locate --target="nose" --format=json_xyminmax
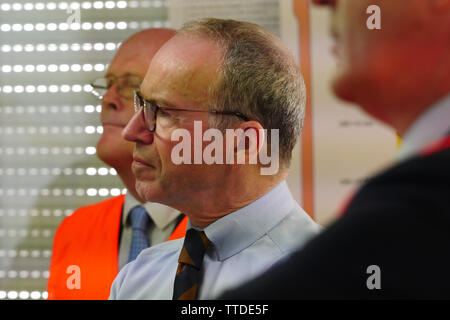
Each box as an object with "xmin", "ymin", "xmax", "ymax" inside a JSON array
[
  {"xmin": 101, "ymin": 83, "xmax": 124, "ymax": 112},
  {"xmin": 122, "ymin": 110, "xmax": 154, "ymax": 145}
]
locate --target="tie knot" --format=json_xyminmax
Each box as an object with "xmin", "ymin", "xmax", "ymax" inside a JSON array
[
  {"xmin": 129, "ymin": 205, "xmax": 150, "ymax": 231},
  {"xmin": 178, "ymin": 229, "xmax": 210, "ymax": 269}
]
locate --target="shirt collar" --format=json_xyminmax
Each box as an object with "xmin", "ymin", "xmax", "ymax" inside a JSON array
[
  {"xmin": 397, "ymin": 94, "xmax": 450, "ymax": 162},
  {"xmin": 187, "ymin": 181, "xmax": 298, "ymax": 261},
  {"xmin": 123, "ymin": 192, "xmax": 181, "ymax": 230}
]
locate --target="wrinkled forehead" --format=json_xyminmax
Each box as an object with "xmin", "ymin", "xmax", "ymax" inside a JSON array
[{"xmin": 140, "ymin": 34, "xmax": 223, "ymax": 106}]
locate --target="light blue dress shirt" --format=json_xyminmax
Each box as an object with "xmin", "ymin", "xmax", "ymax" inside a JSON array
[{"xmin": 109, "ymin": 181, "xmax": 322, "ymax": 299}]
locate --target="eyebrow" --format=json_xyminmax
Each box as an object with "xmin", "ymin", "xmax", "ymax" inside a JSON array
[{"xmin": 138, "ymin": 90, "xmax": 179, "ymax": 109}]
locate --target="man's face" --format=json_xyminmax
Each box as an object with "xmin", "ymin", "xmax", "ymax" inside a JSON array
[
  {"xmin": 96, "ymin": 47, "xmax": 145, "ymax": 172},
  {"xmin": 96, "ymin": 30, "xmax": 174, "ymax": 174},
  {"xmin": 123, "ymin": 35, "xmax": 227, "ymax": 206},
  {"xmin": 314, "ymin": 0, "xmax": 438, "ymax": 121}
]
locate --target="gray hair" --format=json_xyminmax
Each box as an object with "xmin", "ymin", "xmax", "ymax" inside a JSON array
[{"xmin": 178, "ymin": 18, "xmax": 306, "ymax": 167}]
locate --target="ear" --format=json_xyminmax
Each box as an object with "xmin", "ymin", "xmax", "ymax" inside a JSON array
[{"xmin": 234, "ymin": 121, "xmax": 265, "ymax": 164}]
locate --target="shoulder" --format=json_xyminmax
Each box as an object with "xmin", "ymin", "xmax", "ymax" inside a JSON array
[
  {"xmin": 55, "ymin": 195, "xmax": 125, "ymax": 237},
  {"xmin": 135, "ymin": 237, "xmax": 184, "ymax": 265},
  {"xmin": 326, "ymin": 148, "xmax": 450, "ymax": 253},
  {"xmin": 266, "ymin": 204, "xmax": 322, "ymax": 254},
  {"xmin": 110, "ymin": 238, "xmax": 183, "ymax": 299},
  {"xmin": 397, "ymin": 146, "xmax": 448, "ymax": 171},
  {"xmin": 348, "ymin": 149, "xmax": 450, "ymax": 216},
  {"xmin": 226, "ymin": 149, "xmax": 450, "ymax": 299},
  {"xmin": 72, "ymin": 195, "xmax": 125, "ymax": 216},
  {"xmin": 371, "ymin": 148, "xmax": 450, "ymax": 186}
]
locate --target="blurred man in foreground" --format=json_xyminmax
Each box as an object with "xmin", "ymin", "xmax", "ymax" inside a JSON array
[
  {"xmin": 109, "ymin": 18, "xmax": 321, "ymax": 300},
  {"xmin": 223, "ymin": 0, "xmax": 450, "ymax": 299},
  {"xmin": 47, "ymin": 29, "xmax": 188, "ymax": 300}
]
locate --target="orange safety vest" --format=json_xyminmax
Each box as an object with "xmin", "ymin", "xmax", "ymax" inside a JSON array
[{"xmin": 47, "ymin": 195, "xmax": 188, "ymax": 300}]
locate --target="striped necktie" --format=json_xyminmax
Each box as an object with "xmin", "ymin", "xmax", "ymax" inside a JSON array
[
  {"xmin": 172, "ymin": 229, "xmax": 210, "ymax": 300},
  {"xmin": 128, "ymin": 205, "xmax": 151, "ymax": 262}
]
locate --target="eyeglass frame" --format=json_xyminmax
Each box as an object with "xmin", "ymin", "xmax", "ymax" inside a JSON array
[
  {"xmin": 133, "ymin": 90, "xmax": 250, "ymax": 132},
  {"xmin": 90, "ymin": 74, "xmax": 142, "ymax": 99}
]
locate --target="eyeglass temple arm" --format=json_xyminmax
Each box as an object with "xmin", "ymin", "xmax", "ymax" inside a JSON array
[{"xmin": 164, "ymin": 108, "xmax": 249, "ymax": 121}]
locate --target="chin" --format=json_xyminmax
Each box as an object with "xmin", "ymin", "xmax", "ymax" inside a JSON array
[
  {"xmin": 96, "ymin": 137, "xmax": 134, "ymax": 168},
  {"xmin": 135, "ymin": 179, "xmax": 165, "ymax": 203},
  {"xmin": 332, "ymin": 74, "xmax": 392, "ymax": 126},
  {"xmin": 332, "ymin": 66, "xmax": 378, "ymax": 105},
  {"xmin": 96, "ymin": 146, "xmax": 119, "ymax": 168},
  {"xmin": 331, "ymin": 68, "xmax": 357, "ymax": 104}
]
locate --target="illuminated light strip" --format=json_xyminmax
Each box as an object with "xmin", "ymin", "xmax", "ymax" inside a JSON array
[
  {"xmin": 0, "ymin": 188, "xmax": 126, "ymax": 197},
  {"xmin": 0, "ymin": 250, "xmax": 50, "ymax": 258},
  {"xmin": 0, "ymin": 126, "xmax": 101, "ymax": 135},
  {"xmin": 0, "ymin": 1, "xmax": 167, "ymax": 12},
  {"xmin": 0, "ymin": 105, "xmax": 101, "ymax": 114},
  {"xmin": 0, "ymin": 84, "xmax": 93, "ymax": 94},
  {"xmin": 0, "ymin": 167, "xmax": 117, "ymax": 176},
  {"xmin": 0, "ymin": 127, "xmax": 84, "ymax": 135},
  {"xmin": 0, "ymin": 21, "xmax": 169, "ymax": 32},
  {"xmin": 0, "ymin": 42, "xmax": 120, "ymax": 53},
  {"xmin": 1, "ymin": 63, "xmax": 107, "ymax": 73},
  {"xmin": 0, "ymin": 209, "xmax": 74, "ymax": 217},
  {"xmin": 0, "ymin": 291, "xmax": 47, "ymax": 300},
  {"xmin": 0, "ymin": 270, "xmax": 50, "ymax": 279},
  {"xmin": 0, "ymin": 147, "xmax": 89, "ymax": 155},
  {"xmin": 0, "ymin": 228, "xmax": 53, "ymax": 237},
  {"xmin": 0, "ymin": 271, "xmax": 49, "ymax": 280}
]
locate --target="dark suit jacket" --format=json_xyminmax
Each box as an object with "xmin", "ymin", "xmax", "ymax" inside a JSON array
[{"xmin": 222, "ymin": 145, "xmax": 450, "ymax": 299}]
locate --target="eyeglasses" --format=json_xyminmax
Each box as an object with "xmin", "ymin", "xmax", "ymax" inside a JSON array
[
  {"xmin": 134, "ymin": 91, "xmax": 250, "ymax": 132},
  {"xmin": 90, "ymin": 75, "xmax": 142, "ymax": 99}
]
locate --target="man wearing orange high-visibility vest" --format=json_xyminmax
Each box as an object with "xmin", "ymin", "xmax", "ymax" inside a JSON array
[{"xmin": 47, "ymin": 29, "xmax": 188, "ymax": 300}]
